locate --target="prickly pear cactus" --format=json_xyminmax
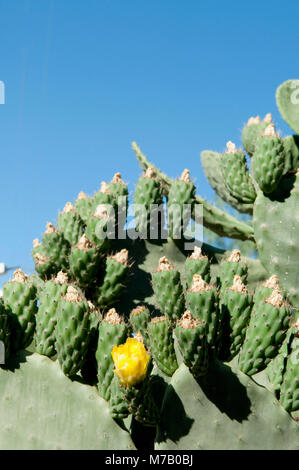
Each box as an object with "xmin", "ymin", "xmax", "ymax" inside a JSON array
[
  {"xmin": 1, "ymin": 79, "xmax": 299, "ymax": 450},
  {"xmin": 276, "ymin": 79, "xmax": 299, "ymax": 134}
]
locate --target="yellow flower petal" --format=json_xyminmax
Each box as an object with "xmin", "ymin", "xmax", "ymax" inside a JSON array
[{"xmin": 111, "ymin": 337, "xmax": 150, "ymax": 387}]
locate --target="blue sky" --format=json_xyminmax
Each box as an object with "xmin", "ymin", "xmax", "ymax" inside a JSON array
[{"xmin": 0, "ymin": 0, "xmax": 298, "ymax": 286}]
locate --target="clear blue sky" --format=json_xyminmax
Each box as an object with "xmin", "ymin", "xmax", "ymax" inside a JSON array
[{"xmin": 0, "ymin": 0, "xmax": 298, "ymax": 286}]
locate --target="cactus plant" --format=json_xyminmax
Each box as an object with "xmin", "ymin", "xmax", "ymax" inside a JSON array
[{"xmin": 0, "ymin": 80, "xmax": 299, "ymax": 450}]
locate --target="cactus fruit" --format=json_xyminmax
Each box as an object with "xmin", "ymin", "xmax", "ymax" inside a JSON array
[
  {"xmin": 42, "ymin": 223, "xmax": 70, "ymax": 272},
  {"xmin": 35, "ymin": 272, "xmax": 69, "ymax": 357},
  {"xmin": 133, "ymin": 167, "xmax": 163, "ymax": 238},
  {"xmin": 2, "ymin": 269, "xmax": 37, "ymax": 351},
  {"xmin": 266, "ymin": 326, "xmax": 296, "ymax": 395},
  {"xmin": 133, "ymin": 140, "xmax": 255, "ymax": 241},
  {"xmin": 55, "ymin": 286, "xmax": 91, "ymax": 377},
  {"xmin": 96, "ymin": 309, "xmax": 128, "ymax": 401},
  {"xmin": 252, "ymin": 124, "xmax": 285, "ymax": 194},
  {"xmin": 57, "ymin": 202, "xmax": 85, "ymax": 246},
  {"xmin": 85, "ymin": 204, "xmax": 113, "ymax": 250},
  {"xmin": 218, "ymin": 249, "xmax": 248, "ymax": 294},
  {"xmin": 74, "ymin": 191, "xmax": 93, "ymax": 223},
  {"xmin": 238, "ymin": 289, "xmax": 291, "ymax": 375},
  {"xmin": 107, "ymin": 173, "xmax": 128, "ymax": 234},
  {"xmin": 218, "ymin": 275, "xmax": 253, "ymax": 362},
  {"xmin": 93, "ymin": 249, "xmax": 129, "ymax": 308},
  {"xmin": 91, "ymin": 181, "xmax": 115, "ymax": 215},
  {"xmin": 107, "ymin": 172, "xmax": 128, "ymax": 198},
  {"xmin": 279, "ymin": 323, "xmax": 299, "ymax": 413},
  {"xmin": 241, "ymin": 114, "xmax": 273, "ymax": 156},
  {"xmin": 221, "ymin": 141, "xmax": 256, "ymax": 203},
  {"xmin": 167, "ymin": 169, "xmax": 196, "ymax": 239},
  {"xmin": 2, "ymin": 78, "xmax": 299, "ymax": 449},
  {"xmin": 32, "ymin": 239, "xmax": 57, "ymax": 280},
  {"xmin": 185, "ymin": 274, "xmax": 220, "ymax": 356},
  {"xmin": 0, "ymin": 298, "xmax": 11, "ymax": 361},
  {"xmin": 253, "ymin": 275, "xmax": 280, "ymax": 305},
  {"xmin": 147, "ymin": 316, "xmax": 178, "ymax": 377},
  {"xmin": 69, "ymin": 234, "xmax": 102, "ymax": 289},
  {"xmin": 200, "ymin": 150, "xmax": 254, "ymax": 214},
  {"xmin": 129, "ymin": 305, "xmax": 151, "ymax": 349},
  {"xmin": 175, "ymin": 311, "xmax": 209, "ymax": 377},
  {"xmin": 184, "ymin": 246, "xmax": 210, "ymax": 288},
  {"xmin": 151, "ymin": 257, "xmax": 185, "ymax": 323},
  {"xmin": 109, "ymin": 332, "xmax": 158, "ymax": 426},
  {"xmin": 110, "ymin": 357, "xmax": 159, "ymax": 426}
]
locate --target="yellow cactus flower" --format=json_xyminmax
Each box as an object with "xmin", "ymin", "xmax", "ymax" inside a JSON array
[{"xmin": 111, "ymin": 337, "xmax": 150, "ymax": 387}]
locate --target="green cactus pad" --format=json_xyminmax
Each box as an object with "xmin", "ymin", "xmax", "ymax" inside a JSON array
[
  {"xmin": 276, "ymin": 79, "xmax": 299, "ymax": 135},
  {"xmin": 253, "ymin": 172, "xmax": 299, "ymax": 308},
  {"xmin": 57, "ymin": 202, "xmax": 85, "ymax": 245},
  {"xmin": 35, "ymin": 272, "xmax": 69, "ymax": 357},
  {"xmin": 252, "ymin": 126, "xmax": 285, "ymax": 194},
  {"xmin": 96, "ymin": 309, "xmax": 129, "ymax": 401},
  {"xmin": 241, "ymin": 115, "xmax": 272, "ymax": 156},
  {"xmin": 151, "ymin": 257, "xmax": 185, "ymax": 323},
  {"xmin": 155, "ymin": 362, "xmax": 299, "ymax": 450},
  {"xmin": 175, "ymin": 311, "xmax": 209, "ymax": 377},
  {"xmin": 167, "ymin": 169, "xmax": 196, "ymax": 239},
  {"xmin": 200, "ymin": 150, "xmax": 254, "ymax": 214},
  {"xmin": 218, "ymin": 275, "xmax": 253, "ymax": 362},
  {"xmin": 55, "ymin": 286, "xmax": 91, "ymax": 377},
  {"xmin": 238, "ymin": 290, "xmax": 291, "ymax": 376},
  {"xmin": 2, "ymin": 270, "xmax": 37, "ymax": 351},
  {"xmin": 0, "ymin": 352, "xmax": 136, "ymax": 449},
  {"xmin": 221, "ymin": 143, "xmax": 256, "ymax": 203},
  {"xmin": 148, "ymin": 316, "xmax": 178, "ymax": 377}
]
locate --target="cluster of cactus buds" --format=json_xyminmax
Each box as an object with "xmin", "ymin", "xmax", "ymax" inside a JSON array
[{"xmin": 148, "ymin": 250, "xmax": 293, "ymax": 388}]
